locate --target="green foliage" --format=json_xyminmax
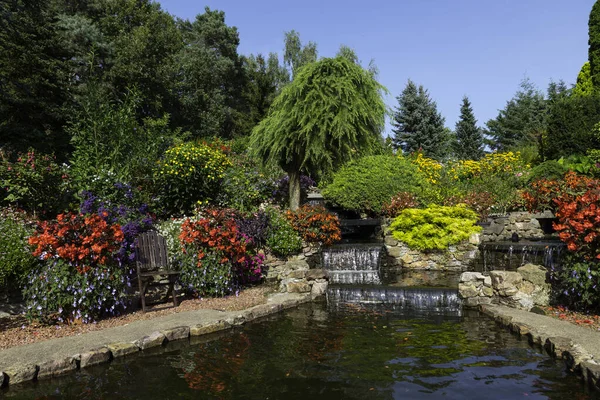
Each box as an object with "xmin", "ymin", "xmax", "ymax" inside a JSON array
[
  {"xmin": 552, "ymin": 255, "xmax": 600, "ymax": 312},
  {"xmin": 265, "ymin": 207, "xmax": 302, "ymax": 258},
  {"xmin": 454, "ymin": 96, "xmax": 484, "ymax": 160},
  {"xmin": 0, "ymin": 0, "xmax": 71, "ymax": 159},
  {"xmin": 528, "ymin": 160, "xmax": 568, "ymax": 182},
  {"xmin": 573, "ymin": 62, "xmax": 594, "ymax": 97},
  {"xmin": 558, "ymin": 155, "xmax": 597, "ymax": 176},
  {"xmin": 485, "ymin": 79, "xmax": 547, "ymax": 151},
  {"xmin": 392, "ymin": 80, "xmax": 448, "ymax": 160},
  {"xmin": 154, "ymin": 141, "xmax": 232, "ymax": 216},
  {"xmin": 322, "ymin": 155, "xmax": 425, "ymax": 216},
  {"xmin": 216, "ymin": 153, "xmax": 276, "ymax": 213},
  {"xmin": 250, "ymin": 56, "xmax": 387, "ymax": 209},
  {"xmin": 590, "ymin": 1, "xmax": 600, "ymax": 90},
  {"xmin": 0, "ymin": 209, "xmax": 36, "ymax": 286},
  {"xmin": 545, "ymin": 95, "xmax": 600, "ymax": 160},
  {"xmin": 389, "ymin": 205, "xmax": 481, "ymax": 251},
  {"xmin": 0, "ymin": 149, "xmax": 70, "ymax": 217},
  {"xmin": 69, "ymin": 86, "xmax": 184, "ymax": 199}
]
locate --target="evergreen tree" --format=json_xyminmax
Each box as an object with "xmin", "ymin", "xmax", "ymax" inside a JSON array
[
  {"xmin": 589, "ymin": 0, "xmax": 600, "ymax": 90},
  {"xmin": 454, "ymin": 96, "xmax": 484, "ymax": 160},
  {"xmin": 250, "ymin": 57, "xmax": 386, "ymax": 210},
  {"xmin": 0, "ymin": 0, "xmax": 71, "ymax": 157},
  {"xmin": 485, "ymin": 79, "xmax": 546, "ymax": 151},
  {"xmin": 392, "ymin": 80, "xmax": 447, "ymax": 160}
]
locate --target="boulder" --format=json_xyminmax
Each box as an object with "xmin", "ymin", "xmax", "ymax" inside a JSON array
[
  {"xmin": 37, "ymin": 356, "xmax": 78, "ymax": 379},
  {"xmin": 106, "ymin": 342, "xmax": 139, "ymax": 358},
  {"xmin": 517, "ymin": 264, "xmax": 547, "ymax": 287},
  {"xmin": 311, "ymin": 282, "xmax": 328, "ymax": 297},
  {"xmin": 80, "ymin": 347, "xmax": 111, "ymax": 368},
  {"xmin": 286, "ymin": 281, "xmax": 311, "ymax": 293},
  {"xmin": 306, "ymin": 269, "xmax": 327, "ymax": 280},
  {"xmin": 135, "ymin": 331, "xmax": 166, "ymax": 350}
]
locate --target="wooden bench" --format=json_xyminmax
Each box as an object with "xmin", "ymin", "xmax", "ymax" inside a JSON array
[{"xmin": 135, "ymin": 231, "xmax": 181, "ymax": 312}]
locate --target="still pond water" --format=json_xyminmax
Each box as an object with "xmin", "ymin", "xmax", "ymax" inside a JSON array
[{"xmin": 3, "ymin": 300, "xmax": 598, "ymax": 400}]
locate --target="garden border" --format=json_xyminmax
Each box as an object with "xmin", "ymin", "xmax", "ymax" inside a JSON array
[{"xmin": 0, "ymin": 292, "xmax": 312, "ymax": 389}]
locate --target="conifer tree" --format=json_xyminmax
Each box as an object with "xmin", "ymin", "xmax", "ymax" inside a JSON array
[
  {"xmin": 454, "ymin": 96, "xmax": 484, "ymax": 160},
  {"xmin": 392, "ymin": 80, "xmax": 447, "ymax": 159},
  {"xmin": 589, "ymin": 0, "xmax": 600, "ymax": 90}
]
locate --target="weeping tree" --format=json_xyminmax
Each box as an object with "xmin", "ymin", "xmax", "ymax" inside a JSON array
[{"xmin": 250, "ymin": 56, "xmax": 386, "ymax": 210}]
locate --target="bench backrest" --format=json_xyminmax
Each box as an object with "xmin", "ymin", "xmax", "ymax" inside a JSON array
[{"xmin": 135, "ymin": 231, "xmax": 168, "ymax": 273}]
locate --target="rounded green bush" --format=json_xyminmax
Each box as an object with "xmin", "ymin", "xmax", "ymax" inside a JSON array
[
  {"xmin": 0, "ymin": 213, "xmax": 36, "ymax": 286},
  {"xmin": 389, "ymin": 205, "xmax": 481, "ymax": 251},
  {"xmin": 321, "ymin": 155, "xmax": 425, "ymax": 215},
  {"xmin": 265, "ymin": 207, "xmax": 302, "ymax": 258},
  {"xmin": 528, "ymin": 160, "xmax": 567, "ymax": 183}
]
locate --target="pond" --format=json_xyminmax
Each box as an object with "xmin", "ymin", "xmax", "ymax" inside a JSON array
[{"xmin": 3, "ymin": 297, "xmax": 598, "ymax": 400}]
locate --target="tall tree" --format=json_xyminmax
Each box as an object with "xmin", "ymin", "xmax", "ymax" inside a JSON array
[
  {"xmin": 392, "ymin": 80, "xmax": 448, "ymax": 159},
  {"xmin": 589, "ymin": 0, "xmax": 600, "ymax": 90},
  {"xmin": 283, "ymin": 30, "xmax": 317, "ymax": 81},
  {"xmin": 0, "ymin": 0, "xmax": 71, "ymax": 158},
  {"xmin": 485, "ymin": 78, "xmax": 546, "ymax": 151},
  {"xmin": 174, "ymin": 7, "xmax": 246, "ymax": 138},
  {"xmin": 454, "ymin": 96, "xmax": 484, "ymax": 160},
  {"xmin": 250, "ymin": 57, "xmax": 386, "ymax": 210}
]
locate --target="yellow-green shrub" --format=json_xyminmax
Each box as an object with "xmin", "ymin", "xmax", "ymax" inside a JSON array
[{"xmin": 389, "ymin": 205, "xmax": 481, "ymax": 251}]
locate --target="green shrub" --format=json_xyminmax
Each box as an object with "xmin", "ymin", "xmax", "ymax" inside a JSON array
[
  {"xmin": 528, "ymin": 160, "xmax": 567, "ymax": 183},
  {"xmin": 154, "ymin": 141, "xmax": 232, "ymax": 216},
  {"xmin": 551, "ymin": 255, "xmax": 600, "ymax": 312},
  {"xmin": 321, "ymin": 155, "xmax": 425, "ymax": 215},
  {"xmin": 0, "ymin": 209, "xmax": 36, "ymax": 286},
  {"xmin": 389, "ymin": 205, "xmax": 481, "ymax": 251},
  {"xmin": 0, "ymin": 149, "xmax": 70, "ymax": 217},
  {"xmin": 265, "ymin": 207, "xmax": 302, "ymax": 258}
]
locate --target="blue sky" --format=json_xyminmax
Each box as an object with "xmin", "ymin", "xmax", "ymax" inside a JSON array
[{"xmin": 158, "ymin": 0, "xmax": 594, "ymax": 135}]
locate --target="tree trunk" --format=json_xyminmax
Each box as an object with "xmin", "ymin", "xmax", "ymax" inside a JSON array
[{"xmin": 288, "ymin": 170, "xmax": 301, "ymax": 211}]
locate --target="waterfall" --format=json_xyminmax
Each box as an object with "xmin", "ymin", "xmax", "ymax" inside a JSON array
[
  {"xmin": 321, "ymin": 244, "xmax": 384, "ymax": 284},
  {"xmin": 477, "ymin": 240, "xmax": 565, "ymax": 272},
  {"xmin": 327, "ymin": 286, "xmax": 462, "ymax": 317}
]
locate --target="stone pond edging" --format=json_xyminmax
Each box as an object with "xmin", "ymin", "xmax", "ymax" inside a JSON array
[
  {"xmin": 0, "ymin": 292, "xmax": 313, "ymax": 389},
  {"xmin": 458, "ymin": 264, "xmax": 551, "ymax": 310},
  {"xmin": 479, "ymin": 303, "xmax": 600, "ymax": 391}
]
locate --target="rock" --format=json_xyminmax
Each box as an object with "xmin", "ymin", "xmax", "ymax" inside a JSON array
[
  {"xmin": 482, "ymin": 286, "xmax": 494, "ymax": 297},
  {"xmin": 80, "ymin": 347, "xmax": 112, "ymax": 368},
  {"xmin": 384, "ymin": 236, "xmax": 398, "ymax": 246},
  {"xmin": 285, "ymin": 260, "xmax": 309, "ymax": 270},
  {"xmin": 306, "ymin": 269, "xmax": 327, "ymax": 280},
  {"xmin": 190, "ymin": 320, "xmax": 231, "ymax": 336},
  {"xmin": 0, "ymin": 372, "xmax": 6, "ymax": 388},
  {"xmin": 286, "ymin": 281, "xmax": 311, "ymax": 293},
  {"xmin": 564, "ymin": 344, "xmax": 590, "ymax": 371},
  {"xmin": 581, "ymin": 361, "xmax": 600, "ymax": 389},
  {"xmin": 512, "ymin": 292, "xmax": 534, "ymax": 310},
  {"xmin": 517, "ymin": 280, "xmax": 536, "ymax": 295},
  {"xmin": 400, "ymin": 253, "xmax": 414, "ymax": 265},
  {"xmin": 469, "ymin": 233, "xmax": 481, "ymax": 245},
  {"xmin": 490, "ymin": 271, "xmax": 522, "ymax": 287},
  {"xmin": 311, "ymin": 282, "xmax": 328, "ymax": 297},
  {"xmin": 248, "ymin": 304, "xmax": 280, "ymax": 319},
  {"xmin": 458, "ymin": 283, "xmax": 479, "ymax": 298},
  {"xmin": 162, "ymin": 326, "xmax": 190, "ymax": 342},
  {"xmin": 106, "ymin": 342, "xmax": 139, "ymax": 358},
  {"xmin": 287, "ymin": 269, "xmax": 306, "ymax": 279},
  {"xmin": 387, "ymin": 246, "xmax": 403, "ymax": 258},
  {"xmin": 460, "ymin": 272, "xmax": 484, "ymax": 283},
  {"xmin": 545, "ymin": 337, "xmax": 573, "ymax": 358},
  {"xmin": 483, "ymin": 276, "xmax": 492, "ymax": 287},
  {"xmin": 517, "ymin": 264, "xmax": 547, "ymax": 286},
  {"xmin": 3, "ymin": 363, "xmax": 38, "ymax": 385},
  {"xmin": 135, "ymin": 331, "xmax": 166, "ymax": 350}
]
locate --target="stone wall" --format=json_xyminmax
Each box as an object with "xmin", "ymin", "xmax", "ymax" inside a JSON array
[
  {"xmin": 383, "ymin": 226, "xmax": 480, "ymax": 271},
  {"xmin": 458, "ymin": 263, "xmax": 550, "ymax": 310},
  {"xmin": 263, "ymin": 243, "xmax": 329, "ymax": 297},
  {"xmin": 481, "ymin": 211, "xmax": 551, "ymax": 242}
]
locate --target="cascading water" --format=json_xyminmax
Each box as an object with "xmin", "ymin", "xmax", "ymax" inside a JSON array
[
  {"xmin": 322, "ymin": 242, "xmax": 462, "ymax": 316},
  {"xmin": 475, "ymin": 240, "xmax": 565, "ymax": 272},
  {"xmin": 321, "ymin": 243, "xmax": 384, "ymax": 284}
]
